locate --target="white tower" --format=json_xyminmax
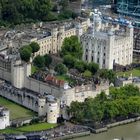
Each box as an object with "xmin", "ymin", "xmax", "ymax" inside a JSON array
[
  {"xmin": 92, "ymin": 11, "xmax": 102, "ymax": 32},
  {"xmin": 76, "ymin": 23, "xmax": 83, "ymax": 38}
]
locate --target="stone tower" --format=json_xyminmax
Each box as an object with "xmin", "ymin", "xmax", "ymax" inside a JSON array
[{"xmin": 51, "ymin": 27, "xmax": 58, "ymax": 54}]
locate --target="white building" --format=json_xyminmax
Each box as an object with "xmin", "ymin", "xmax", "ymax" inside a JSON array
[
  {"xmin": 0, "ymin": 18, "xmax": 90, "ymax": 56},
  {"xmin": 81, "ymin": 11, "xmax": 133, "ymax": 69},
  {"xmin": 0, "ymin": 106, "xmax": 10, "ymax": 130}
]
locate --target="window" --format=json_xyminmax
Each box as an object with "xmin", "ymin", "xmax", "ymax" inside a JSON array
[
  {"xmin": 85, "ymin": 55, "xmax": 88, "ymax": 60},
  {"xmin": 103, "ymin": 59, "xmax": 105, "ymax": 64},
  {"xmin": 92, "ymin": 56, "xmax": 93, "ymax": 61},
  {"xmin": 86, "ymin": 49, "xmax": 88, "ymax": 52},
  {"xmin": 98, "ymin": 52, "xmax": 100, "ymax": 55},
  {"xmin": 104, "ymin": 53, "xmax": 106, "ymax": 56},
  {"xmin": 81, "ymin": 93, "xmax": 84, "ymax": 97},
  {"xmin": 97, "ymin": 58, "xmax": 99, "ymax": 63}
]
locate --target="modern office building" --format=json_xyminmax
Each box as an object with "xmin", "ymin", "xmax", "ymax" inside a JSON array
[{"xmin": 116, "ymin": 0, "xmax": 140, "ymax": 18}]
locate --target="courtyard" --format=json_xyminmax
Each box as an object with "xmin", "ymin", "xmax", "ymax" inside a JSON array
[
  {"xmin": 0, "ymin": 96, "xmax": 36, "ymax": 120},
  {"xmin": 117, "ymin": 68, "xmax": 140, "ymax": 77},
  {"xmin": 0, "ymin": 123, "xmax": 57, "ymax": 134}
]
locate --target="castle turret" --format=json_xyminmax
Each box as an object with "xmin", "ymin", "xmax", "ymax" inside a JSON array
[
  {"xmin": 76, "ymin": 23, "xmax": 83, "ymax": 38},
  {"xmin": 126, "ymin": 22, "xmax": 133, "ymax": 64},
  {"xmin": 38, "ymin": 97, "xmax": 46, "ymax": 116},
  {"xmin": 46, "ymin": 95, "xmax": 59, "ymax": 124},
  {"xmin": 51, "ymin": 27, "xmax": 58, "ymax": 53},
  {"xmin": 11, "ymin": 59, "xmax": 25, "ymax": 88},
  {"xmin": 107, "ymin": 28, "xmax": 115, "ymax": 69},
  {"xmin": 58, "ymin": 25, "xmax": 65, "ymax": 51},
  {"xmin": 93, "ymin": 11, "xmax": 102, "ymax": 32},
  {"xmin": 11, "ymin": 59, "xmax": 31, "ymax": 89},
  {"xmin": 126, "ymin": 22, "xmax": 133, "ymax": 37}
]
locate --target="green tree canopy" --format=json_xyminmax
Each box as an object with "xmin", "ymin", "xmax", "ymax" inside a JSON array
[
  {"xmin": 44, "ymin": 54, "xmax": 52, "ymax": 68},
  {"xmin": 63, "ymin": 54, "xmax": 76, "ymax": 69},
  {"xmin": 74, "ymin": 60, "xmax": 87, "ymax": 73},
  {"xmin": 87, "ymin": 62, "xmax": 99, "ymax": 74},
  {"xmin": 20, "ymin": 48, "xmax": 31, "ymax": 62},
  {"xmin": 33, "ymin": 55, "xmax": 45, "ymax": 68},
  {"xmin": 0, "ymin": 0, "xmax": 76, "ymax": 26},
  {"xmin": 61, "ymin": 36, "xmax": 83, "ymax": 59},
  {"xmin": 59, "ymin": 0, "xmax": 69, "ymax": 10},
  {"xmin": 30, "ymin": 42, "xmax": 40, "ymax": 54},
  {"xmin": 97, "ymin": 69, "xmax": 116, "ymax": 83},
  {"xmin": 68, "ymin": 84, "xmax": 140, "ymax": 123},
  {"xmin": 55, "ymin": 63, "xmax": 67, "ymax": 75},
  {"xmin": 83, "ymin": 70, "xmax": 92, "ymax": 78}
]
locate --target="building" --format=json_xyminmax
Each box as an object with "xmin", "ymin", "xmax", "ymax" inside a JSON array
[
  {"xmin": 115, "ymin": 75, "xmax": 140, "ymax": 89},
  {"xmin": 0, "ymin": 83, "xmax": 59, "ymax": 123},
  {"xmin": 0, "ymin": 18, "xmax": 90, "ymax": 56},
  {"xmin": 116, "ymin": 0, "xmax": 140, "ymax": 18},
  {"xmin": 0, "ymin": 51, "xmax": 31, "ymax": 89},
  {"xmin": 0, "ymin": 17, "xmax": 109, "ymax": 123},
  {"xmin": 0, "ymin": 49, "xmax": 109, "ymax": 121},
  {"xmin": 81, "ymin": 10, "xmax": 133, "ymax": 69},
  {"xmin": 0, "ymin": 106, "xmax": 10, "ymax": 130},
  {"xmin": 133, "ymin": 28, "xmax": 140, "ymax": 62}
]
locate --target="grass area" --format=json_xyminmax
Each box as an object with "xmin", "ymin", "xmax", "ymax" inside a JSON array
[
  {"xmin": 0, "ymin": 96, "xmax": 36, "ymax": 120},
  {"xmin": 117, "ymin": 68, "xmax": 140, "ymax": 77},
  {"xmin": 56, "ymin": 75, "xmax": 76, "ymax": 83},
  {"xmin": 56, "ymin": 75, "xmax": 76, "ymax": 86},
  {"xmin": 31, "ymin": 65, "xmax": 39, "ymax": 74},
  {"xmin": 0, "ymin": 123, "xmax": 57, "ymax": 134},
  {"xmin": 56, "ymin": 75, "xmax": 71, "ymax": 81}
]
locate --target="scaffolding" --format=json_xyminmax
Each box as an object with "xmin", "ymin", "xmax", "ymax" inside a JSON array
[{"xmin": 117, "ymin": 0, "xmax": 140, "ymax": 18}]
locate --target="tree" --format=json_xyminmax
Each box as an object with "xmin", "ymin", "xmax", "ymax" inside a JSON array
[
  {"xmin": 20, "ymin": 48, "xmax": 31, "ymax": 62},
  {"xmin": 95, "ymin": 91, "xmax": 107, "ymax": 103},
  {"xmin": 74, "ymin": 60, "xmax": 86, "ymax": 73},
  {"xmin": 63, "ymin": 55, "xmax": 76, "ymax": 69},
  {"xmin": 30, "ymin": 42, "xmax": 40, "ymax": 54},
  {"xmin": 1, "ymin": 2, "xmax": 22, "ymax": 24},
  {"xmin": 97, "ymin": 69, "xmax": 116, "ymax": 83},
  {"xmin": 20, "ymin": 45, "xmax": 32, "ymax": 53},
  {"xmin": 44, "ymin": 54, "xmax": 52, "ymax": 68},
  {"xmin": 61, "ymin": 36, "xmax": 83, "ymax": 59},
  {"xmin": 33, "ymin": 55, "xmax": 45, "ymax": 68},
  {"xmin": 68, "ymin": 101, "xmax": 84, "ymax": 122},
  {"xmin": 87, "ymin": 62, "xmax": 99, "ymax": 74},
  {"xmin": 83, "ymin": 70, "xmax": 92, "ymax": 78},
  {"xmin": 68, "ymin": 83, "xmax": 140, "ymax": 124},
  {"xmin": 55, "ymin": 63, "xmax": 67, "ymax": 75},
  {"xmin": 103, "ymin": 101, "xmax": 119, "ymax": 120},
  {"xmin": 59, "ymin": 0, "xmax": 69, "ymax": 10}
]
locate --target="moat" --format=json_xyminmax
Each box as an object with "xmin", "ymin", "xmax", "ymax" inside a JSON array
[{"xmin": 74, "ymin": 121, "xmax": 140, "ymax": 140}]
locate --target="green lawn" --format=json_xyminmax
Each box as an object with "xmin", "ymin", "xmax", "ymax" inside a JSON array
[
  {"xmin": 0, "ymin": 123, "xmax": 57, "ymax": 134},
  {"xmin": 56, "ymin": 75, "xmax": 71, "ymax": 81},
  {"xmin": 0, "ymin": 96, "xmax": 36, "ymax": 120},
  {"xmin": 117, "ymin": 68, "xmax": 140, "ymax": 77},
  {"xmin": 31, "ymin": 65, "xmax": 39, "ymax": 74},
  {"xmin": 56, "ymin": 75, "xmax": 76, "ymax": 85}
]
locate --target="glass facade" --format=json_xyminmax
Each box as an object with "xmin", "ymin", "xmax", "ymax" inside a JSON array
[{"xmin": 116, "ymin": 0, "xmax": 140, "ymax": 18}]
